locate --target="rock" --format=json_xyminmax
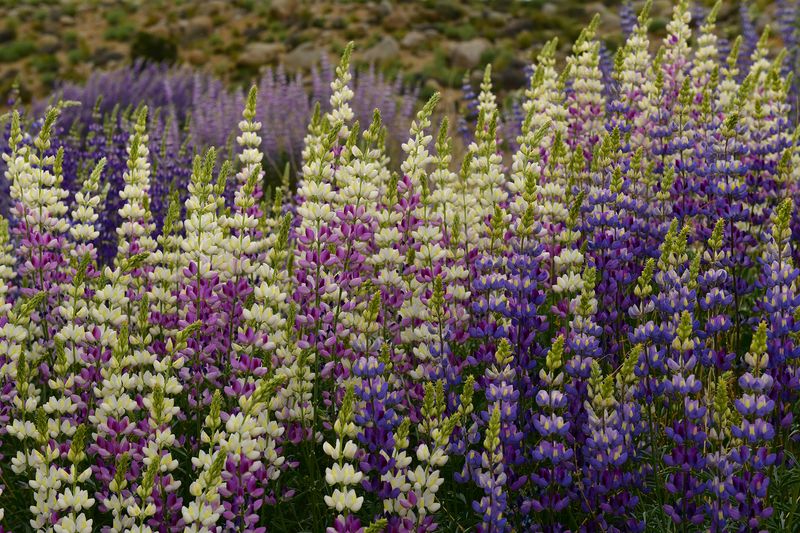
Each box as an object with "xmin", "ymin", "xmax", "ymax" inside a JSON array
[
  {"xmin": 197, "ymin": 0, "xmax": 227, "ymax": 16},
  {"xmin": 148, "ymin": 22, "xmax": 172, "ymax": 40},
  {"xmin": 449, "ymin": 38, "xmax": 491, "ymax": 69},
  {"xmin": 541, "ymin": 3, "xmax": 558, "ymax": 16},
  {"xmin": 485, "ymin": 10, "xmax": 508, "ymax": 25},
  {"xmin": 376, "ymin": 0, "xmax": 393, "ymax": 18},
  {"xmin": 414, "ymin": 23, "xmax": 438, "ymax": 33},
  {"xmin": 243, "ymin": 26, "xmax": 266, "ymax": 40},
  {"xmin": 504, "ymin": 19, "xmax": 535, "ymax": 35},
  {"xmin": 283, "ymin": 42, "xmax": 321, "ymax": 71},
  {"xmin": 584, "ymin": 2, "xmax": 620, "ymax": 30},
  {"xmin": 423, "ymin": 78, "xmax": 442, "ymax": 93},
  {"xmin": 38, "ymin": 35, "xmax": 60, "ymax": 54},
  {"xmin": 470, "ymin": 68, "xmax": 484, "ymax": 85},
  {"xmin": 424, "ymin": 1, "xmax": 462, "ymax": 21},
  {"xmin": 652, "ymin": 0, "xmax": 674, "ymax": 15},
  {"xmin": 179, "ymin": 15, "xmax": 214, "ymax": 39},
  {"xmin": 92, "ymin": 47, "xmax": 125, "ymax": 67},
  {"xmin": 401, "ymin": 30, "xmax": 426, "ymax": 49},
  {"xmin": 382, "ymin": 9, "xmax": 409, "ymax": 31},
  {"xmin": 270, "ymin": 0, "xmax": 296, "ymax": 19},
  {"xmin": 239, "ymin": 42, "xmax": 284, "ymax": 67},
  {"xmin": 59, "ymin": 15, "xmax": 75, "ymax": 26},
  {"xmin": 185, "ymin": 49, "xmax": 208, "ymax": 66},
  {"xmin": 177, "ymin": 3, "xmax": 197, "ymax": 18},
  {"xmin": 361, "ymin": 35, "xmax": 399, "ymax": 65}
]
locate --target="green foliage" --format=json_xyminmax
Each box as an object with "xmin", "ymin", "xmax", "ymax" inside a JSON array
[
  {"xmin": 515, "ymin": 30, "xmax": 535, "ymax": 49},
  {"xmin": 104, "ymin": 8, "xmax": 130, "ymax": 25},
  {"xmin": 105, "ymin": 23, "xmax": 137, "ymax": 42},
  {"xmin": 649, "ymin": 17, "xmax": 669, "ymax": 34},
  {"xmin": 442, "ymin": 23, "xmax": 478, "ymax": 41},
  {"xmin": 419, "ymin": 47, "xmax": 464, "ymax": 89},
  {"xmin": 0, "ymin": 40, "xmax": 36, "ymax": 63},
  {"xmin": 422, "ymin": 0, "xmax": 464, "ymax": 20},
  {"xmin": 30, "ymin": 54, "xmax": 59, "ymax": 74},
  {"xmin": 130, "ymin": 31, "xmax": 178, "ymax": 64}
]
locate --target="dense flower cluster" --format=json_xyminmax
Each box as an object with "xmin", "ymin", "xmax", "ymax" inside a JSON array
[
  {"xmin": 2, "ymin": 2, "xmax": 800, "ymax": 531},
  {"xmin": 1, "ymin": 58, "xmax": 416, "ymax": 262},
  {"xmin": 50, "ymin": 58, "xmax": 418, "ymax": 171}
]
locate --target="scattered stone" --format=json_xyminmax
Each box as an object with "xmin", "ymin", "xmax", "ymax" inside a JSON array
[
  {"xmin": 504, "ymin": 19, "xmax": 535, "ymax": 35},
  {"xmin": 376, "ymin": 0, "xmax": 393, "ymax": 18},
  {"xmin": 423, "ymin": 78, "xmax": 441, "ymax": 93},
  {"xmin": 197, "ymin": 0, "xmax": 227, "ymax": 16},
  {"xmin": 542, "ymin": 3, "xmax": 558, "ymax": 16},
  {"xmin": 38, "ymin": 35, "xmax": 60, "ymax": 54},
  {"xmin": 584, "ymin": 2, "xmax": 620, "ymax": 31},
  {"xmin": 148, "ymin": 23, "xmax": 172, "ymax": 41},
  {"xmin": 449, "ymin": 38, "xmax": 491, "ymax": 69},
  {"xmin": 239, "ymin": 42, "xmax": 285, "ymax": 67},
  {"xmin": 92, "ymin": 47, "xmax": 125, "ymax": 67},
  {"xmin": 284, "ymin": 42, "xmax": 321, "ymax": 71},
  {"xmin": 243, "ymin": 26, "xmax": 266, "ymax": 40},
  {"xmin": 485, "ymin": 10, "xmax": 509, "ymax": 25},
  {"xmin": 469, "ymin": 68, "xmax": 484, "ymax": 85},
  {"xmin": 185, "ymin": 49, "xmax": 208, "ymax": 66},
  {"xmin": 652, "ymin": 0, "xmax": 675, "ymax": 15},
  {"xmin": 362, "ymin": 35, "xmax": 399, "ymax": 64},
  {"xmin": 382, "ymin": 9, "xmax": 409, "ymax": 31},
  {"xmin": 401, "ymin": 30, "xmax": 426, "ymax": 49},
  {"xmin": 270, "ymin": 0, "xmax": 297, "ymax": 19},
  {"xmin": 179, "ymin": 15, "xmax": 214, "ymax": 39}
]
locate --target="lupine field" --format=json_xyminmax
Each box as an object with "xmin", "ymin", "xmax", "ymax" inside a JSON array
[{"xmin": 4, "ymin": 0, "xmax": 800, "ymax": 531}]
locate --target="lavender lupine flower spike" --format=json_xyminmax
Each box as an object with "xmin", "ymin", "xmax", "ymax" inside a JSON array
[
  {"xmin": 526, "ymin": 335, "xmax": 573, "ymax": 521},
  {"xmin": 662, "ymin": 311, "xmax": 708, "ymax": 528},
  {"xmin": 698, "ymin": 219, "xmax": 736, "ymax": 371},
  {"xmin": 582, "ymin": 360, "xmax": 639, "ymax": 532},
  {"xmin": 619, "ymin": 0, "xmax": 637, "ymax": 38},
  {"xmin": 474, "ymin": 404, "xmax": 507, "ymax": 532},
  {"xmin": 731, "ymin": 322, "xmax": 776, "ymax": 531},
  {"xmin": 756, "ymin": 199, "xmax": 800, "ymax": 440}
]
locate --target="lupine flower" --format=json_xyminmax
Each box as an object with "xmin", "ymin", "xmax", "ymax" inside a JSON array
[
  {"xmin": 566, "ymin": 15, "xmax": 605, "ymax": 153},
  {"xmin": 730, "ymin": 322, "xmax": 776, "ymax": 530},
  {"xmin": 755, "ymin": 199, "xmax": 800, "ymax": 439},
  {"xmin": 0, "ymin": 10, "xmax": 799, "ymax": 532},
  {"xmin": 525, "ymin": 336, "xmax": 573, "ymax": 522}
]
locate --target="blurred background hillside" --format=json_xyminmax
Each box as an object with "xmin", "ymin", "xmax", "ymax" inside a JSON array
[{"xmin": 0, "ymin": 0, "xmax": 783, "ymax": 108}]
